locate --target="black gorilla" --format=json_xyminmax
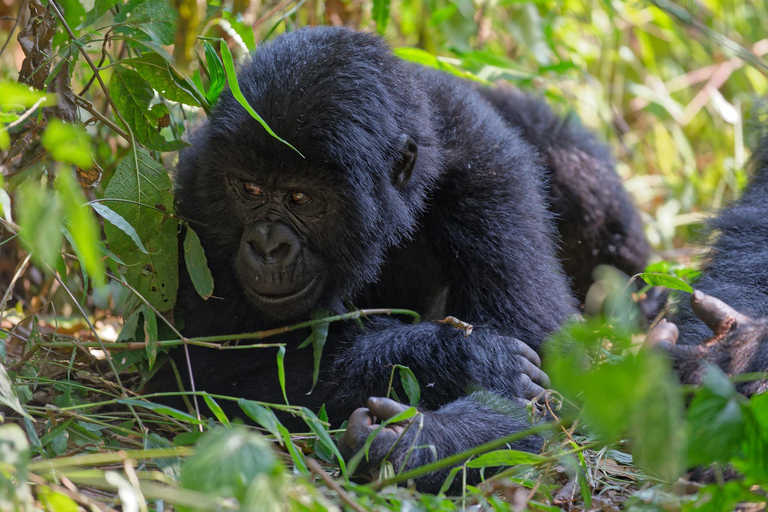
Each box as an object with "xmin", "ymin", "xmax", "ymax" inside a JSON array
[
  {"xmin": 169, "ymin": 26, "xmax": 647, "ymax": 491},
  {"xmin": 649, "ymin": 132, "xmax": 768, "ymax": 396}
]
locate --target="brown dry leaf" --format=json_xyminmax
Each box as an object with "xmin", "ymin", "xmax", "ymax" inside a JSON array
[
  {"xmin": 46, "ymin": 60, "xmax": 78, "ymax": 122},
  {"xmin": 17, "ymin": 0, "xmax": 55, "ymax": 90}
]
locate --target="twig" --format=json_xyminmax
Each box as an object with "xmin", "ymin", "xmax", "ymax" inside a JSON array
[
  {"xmin": 74, "ymin": 94, "xmax": 129, "ymax": 140},
  {"xmin": 48, "ymin": 0, "xmax": 134, "ymax": 145},
  {"xmin": 306, "ymin": 458, "xmax": 367, "ymax": 512},
  {"xmin": 0, "ymin": 253, "xmax": 31, "ymax": 323},
  {"xmin": 28, "ymin": 473, "xmax": 118, "ymax": 512},
  {"xmin": 3, "ymin": 97, "xmax": 46, "ymax": 131}
]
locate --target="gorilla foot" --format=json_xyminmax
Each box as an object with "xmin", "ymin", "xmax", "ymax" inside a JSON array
[
  {"xmin": 338, "ymin": 397, "xmax": 420, "ymax": 475},
  {"xmin": 647, "ymin": 290, "xmax": 768, "ymax": 394}
]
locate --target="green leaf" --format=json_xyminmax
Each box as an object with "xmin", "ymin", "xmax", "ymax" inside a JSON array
[
  {"xmin": 299, "ymin": 309, "xmax": 329, "ymax": 392},
  {"xmin": 122, "ymin": 52, "xmax": 203, "ymax": 106},
  {"xmin": 91, "ymin": 202, "xmax": 148, "ymax": 254},
  {"xmin": 55, "ymin": 171, "xmax": 105, "ymax": 286},
  {"xmin": 219, "ymin": 41, "xmax": 302, "ymax": 157},
  {"xmin": 372, "ymin": 0, "xmax": 392, "ymax": 34},
  {"xmin": 465, "ymin": 449, "xmax": 548, "ymax": 468},
  {"xmin": 104, "ymin": 149, "xmax": 178, "ymax": 311},
  {"xmin": 398, "ymin": 365, "xmax": 421, "ymax": 406},
  {"xmin": 237, "ymin": 400, "xmax": 281, "ymax": 440},
  {"xmin": 109, "ymin": 65, "xmax": 186, "ymax": 151},
  {"xmin": 140, "ymin": 304, "xmax": 159, "ymax": 369},
  {"xmin": 277, "ymin": 345, "xmax": 288, "ymax": 405},
  {"xmin": 179, "ymin": 427, "xmax": 283, "ymax": 511},
  {"xmin": 0, "ymin": 82, "xmax": 57, "ymax": 107},
  {"xmin": 0, "ymin": 365, "xmax": 32, "ymax": 420},
  {"xmin": 117, "ymin": 398, "xmax": 203, "ymax": 424},
  {"xmin": 16, "ymin": 183, "xmax": 64, "ymax": 272},
  {"xmin": 202, "ymin": 394, "xmax": 230, "ymax": 426},
  {"xmin": 80, "ymin": 0, "xmax": 120, "ymax": 28},
  {"xmin": 301, "ymin": 407, "xmax": 347, "ymax": 476},
  {"xmin": 114, "ymin": 0, "xmax": 177, "ymax": 46},
  {"xmin": 203, "ymin": 42, "xmax": 225, "ymax": 105},
  {"xmin": 183, "ymin": 228, "xmax": 214, "ymax": 300},
  {"xmin": 638, "ymin": 272, "xmax": 694, "ymax": 293},
  {"xmin": 42, "ymin": 120, "xmax": 92, "ymax": 168}
]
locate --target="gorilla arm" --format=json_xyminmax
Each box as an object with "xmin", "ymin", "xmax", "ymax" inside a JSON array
[{"xmin": 325, "ymin": 319, "xmax": 547, "ymax": 492}]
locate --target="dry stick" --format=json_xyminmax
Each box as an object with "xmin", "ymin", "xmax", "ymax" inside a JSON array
[
  {"xmin": 4, "ymin": 97, "xmax": 46, "ymax": 131},
  {"xmin": 49, "ymin": 269, "xmax": 145, "ymax": 431},
  {"xmin": 27, "ymin": 473, "xmax": 118, "ymax": 512},
  {"xmin": 0, "ymin": 253, "xmax": 31, "ymax": 323},
  {"xmin": 306, "ymin": 458, "xmax": 367, "ymax": 512}
]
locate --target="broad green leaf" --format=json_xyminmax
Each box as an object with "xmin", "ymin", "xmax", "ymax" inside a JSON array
[
  {"xmin": 219, "ymin": 41, "xmax": 302, "ymax": 157},
  {"xmin": 638, "ymin": 272, "xmax": 694, "ymax": 293},
  {"xmin": 465, "ymin": 449, "xmax": 548, "ymax": 468},
  {"xmin": 183, "ymin": 228, "xmax": 214, "ymax": 300},
  {"xmin": 114, "ymin": 0, "xmax": 177, "ymax": 46},
  {"xmin": 104, "ymin": 149, "xmax": 178, "ymax": 311},
  {"xmin": 0, "ymin": 129, "xmax": 9, "ymax": 151},
  {"xmin": 123, "ymin": 52, "xmax": 202, "ymax": 106},
  {"xmin": 91, "ymin": 202, "xmax": 148, "ymax": 254},
  {"xmin": 80, "ymin": 0, "xmax": 120, "ymax": 28},
  {"xmin": 686, "ymin": 365, "xmax": 747, "ymax": 466},
  {"xmin": 109, "ymin": 65, "xmax": 186, "ymax": 152},
  {"xmin": 55, "ymin": 171, "xmax": 105, "ymax": 286},
  {"xmin": 16, "ymin": 183, "xmax": 64, "ymax": 272},
  {"xmin": 203, "ymin": 42, "xmax": 225, "ymax": 105},
  {"xmin": 179, "ymin": 427, "xmax": 283, "ymax": 512}
]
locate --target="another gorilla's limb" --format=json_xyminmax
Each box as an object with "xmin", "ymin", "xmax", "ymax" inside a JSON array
[
  {"xmin": 648, "ymin": 291, "xmax": 768, "ymax": 396},
  {"xmin": 339, "ymin": 394, "xmax": 543, "ymax": 494},
  {"xmin": 477, "ymin": 86, "xmax": 650, "ymax": 300},
  {"xmin": 659, "ymin": 135, "xmax": 768, "ymax": 394}
]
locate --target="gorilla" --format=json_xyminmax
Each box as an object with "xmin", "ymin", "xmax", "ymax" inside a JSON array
[
  {"xmin": 648, "ymin": 132, "xmax": 768, "ymax": 397},
  {"xmin": 168, "ymin": 26, "xmax": 648, "ymax": 491}
]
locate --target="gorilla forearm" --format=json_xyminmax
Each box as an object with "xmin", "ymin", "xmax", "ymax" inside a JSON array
[{"xmin": 325, "ymin": 319, "xmax": 547, "ymax": 415}]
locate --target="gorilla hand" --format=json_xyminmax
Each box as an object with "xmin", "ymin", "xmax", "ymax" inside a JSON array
[
  {"xmin": 338, "ymin": 397, "xmax": 421, "ymax": 475},
  {"xmin": 506, "ymin": 337, "xmax": 551, "ymax": 400},
  {"xmin": 647, "ymin": 290, "xmax": 768, "ymax": 394}
]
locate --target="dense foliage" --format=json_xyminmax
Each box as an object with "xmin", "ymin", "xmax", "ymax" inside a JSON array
[{"xmin": 0, "ymin": 0, "xmax": 766, "ymax": 510}]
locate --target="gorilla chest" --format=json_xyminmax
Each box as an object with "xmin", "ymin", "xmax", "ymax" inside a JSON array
[{"xmin": 359, "ymin": 231, "xmax": 449, "ymax": 320}]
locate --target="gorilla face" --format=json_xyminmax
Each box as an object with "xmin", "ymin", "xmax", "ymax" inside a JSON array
[{"xmin": 176, "ymin": 27, "xmax": 441, "ymax": 321}]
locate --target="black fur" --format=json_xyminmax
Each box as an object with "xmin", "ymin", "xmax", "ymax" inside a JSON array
[
  {"xmin": 667, "ymin": 134, "xmax": 768, "ymax": 395},
  {"xmin": 167, "ymin": 26, "xmax": 646, "ymax": 491}
]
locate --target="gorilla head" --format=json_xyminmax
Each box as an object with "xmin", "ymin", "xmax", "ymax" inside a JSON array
[{"xmin": 176, "ymin": 28, "xmax": 441, "ymax": 320}]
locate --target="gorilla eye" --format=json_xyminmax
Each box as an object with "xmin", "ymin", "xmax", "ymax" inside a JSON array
[
  {"xmin": 243, "ymin": 182, "xmax": 264, "ymax": 197},
  {"xmin": 291, "ymin": 191, "xmax": 311, "ymax": 204}
]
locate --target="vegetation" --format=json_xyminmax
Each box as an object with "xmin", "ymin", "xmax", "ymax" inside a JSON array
[{"xmin": 0, "ymin": 0, "xmax": 767, "ymax": 510}]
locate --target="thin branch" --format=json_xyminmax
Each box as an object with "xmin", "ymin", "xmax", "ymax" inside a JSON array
[
  {"xmin": 307, "ymin": 458, "xmax": 367, "ymax": 512},
  {"xmin": 74, "ymin": 94, "xmax": 129, "ymax": 140}
]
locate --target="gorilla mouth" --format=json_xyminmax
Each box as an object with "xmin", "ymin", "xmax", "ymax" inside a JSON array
[{"xmin": 253, "ymin": 276, "xmax": 319, "ymax": 304}]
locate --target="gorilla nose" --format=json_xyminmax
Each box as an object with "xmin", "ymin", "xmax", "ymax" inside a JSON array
[{"xmin": 244, "ymin": 220, "xmax": 300, "ymax": 266}]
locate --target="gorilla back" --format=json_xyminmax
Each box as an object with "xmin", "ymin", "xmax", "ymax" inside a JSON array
[{"xmin": 170, "ymin": 26, "xmax": 638, "ymax": 491}]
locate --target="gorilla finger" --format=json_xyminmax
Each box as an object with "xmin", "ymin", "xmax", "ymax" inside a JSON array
[
  {"xmin": 367, "ymin": 397, "xmax": 411, "ymax": 421},
  {"xmin": 514, "ymin": 340, "xmax": 542, "ymax": 367},
  {"xmin": 690, "ymin": 290, "xmax": 749, "ymax": 334},
  {"xmin": 519, "ymin": 374, "xmax": 545, "ymax": 400},
  {"xmin": 646, "ymin": 319, "xmax": 679, "ymax": 348},
  {"xmin": 520, "ymin": 359, "xmax": 549, "ymax": 387}
]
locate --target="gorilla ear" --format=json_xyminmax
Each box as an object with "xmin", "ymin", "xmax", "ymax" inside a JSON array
[{"xmin": 392, "ymin": 134, "xmax": 418, "ymax": 189}]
